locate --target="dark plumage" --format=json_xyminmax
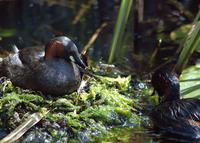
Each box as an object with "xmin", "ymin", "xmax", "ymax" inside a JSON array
[
  {"xmin": 150, "ymin": 69, "xmax": 200, "ymax": 140},
  {"xmin": 0, "ymin": 36, "xmax": 86, "ymax": 95}
]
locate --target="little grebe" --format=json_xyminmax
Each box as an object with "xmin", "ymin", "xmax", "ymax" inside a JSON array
[
  {"xmin": 0, "ymin": 36, "xmax": 86, "ymax": 95},
  {"xmin": 151, "ymin": 69, "xmax": 200, "ymax": 140}
]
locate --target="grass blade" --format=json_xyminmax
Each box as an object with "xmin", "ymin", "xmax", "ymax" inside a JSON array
[
  {"xmin": 108, "ymin": 0, "xmax": 133, "ymax": 63},
  {"xmin": 175, "ymin": 20, "xmax": 200, "ymax": 74}
]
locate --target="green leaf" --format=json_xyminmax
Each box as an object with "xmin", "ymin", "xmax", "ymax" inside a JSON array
[
  {"xmin": 108, "ymin": 0, "xmax": 133, "ymax": 63},
  {"xmin": 180, "ymin": 65, "xmax": 200, "ymax": 98}
]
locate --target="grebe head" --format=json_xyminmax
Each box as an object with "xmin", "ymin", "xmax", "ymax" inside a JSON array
[
  {"xmin": 44, "ymin": 36, "xmax": 86, "ymax": 69},
  {"xmin": 151, "ymin": 69, "xmax": 180, "ymax": 103}
]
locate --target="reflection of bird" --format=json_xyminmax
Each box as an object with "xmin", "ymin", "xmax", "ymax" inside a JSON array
[
  {"xmin": 150, "ymin": 69, "xmax": 200, "ymax": 141},
  {"xmin": 0, "ymin": 36, "xmax": 86, "ymax": 95}
]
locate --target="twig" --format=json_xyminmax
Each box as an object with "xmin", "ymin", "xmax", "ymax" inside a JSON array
[
  {"xmin": 81, "ymin": 22, "xmax": 108, "ymax": 55},
  {"xmin": 0, "ymin": 109, "xmax": 49, "ymax": 143},
  {"xmin": 138, "ymin": 0, "xmax": 144, "ymax": 22},
  {"xmin": 72, "ymin": 0, "xmax": 96, "ymax": 24}
]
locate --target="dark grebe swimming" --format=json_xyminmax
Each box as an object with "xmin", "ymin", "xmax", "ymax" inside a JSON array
[
  {"xmin": 0, "ymin": 36, "xmax": 86, "ymax": 95},
  {"xmin": 151, "ymin": 69, "xmax": 200, "ymax": 141}
]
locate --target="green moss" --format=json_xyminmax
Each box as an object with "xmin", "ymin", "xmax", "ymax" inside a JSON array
[
  {"xmin": 0, "ymin": 74, "xmax": 149, "ymax": 142},
  {"xmin": 89, "ymin": 81, "xmax": 133, "ymax": 108},
  {"xmin": 97, "ymin": 75, "xmax": 132, "ymax": 91}
]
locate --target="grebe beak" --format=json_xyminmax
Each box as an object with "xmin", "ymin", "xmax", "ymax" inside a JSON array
[{"xmin": 71, "ymin": 52, "xmax": 86, "ymax": 69}]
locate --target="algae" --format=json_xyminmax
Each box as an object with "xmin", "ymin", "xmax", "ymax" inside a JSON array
[{"xmin": 0, "ymin": 72, "xmax": 149, "ymax": 142}]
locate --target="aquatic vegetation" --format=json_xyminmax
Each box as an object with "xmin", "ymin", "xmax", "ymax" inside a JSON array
[
  {"xmin": 174, "ymin": 11, "xmax": 200, "ymax": 74},
  {"xmin": 180, "ymin": 64, "xmax": 200, "ymax": 99},
  {"xmin": 108, "ymin": 0, "xmax": 133, "ymax": 63},
  {"xmin": 170, "ymin": 24, "xmax": 192, "ymax": 42},
  {"xmin": 0, "ymin": 72, "xmax": 146, "ymax": 142}
]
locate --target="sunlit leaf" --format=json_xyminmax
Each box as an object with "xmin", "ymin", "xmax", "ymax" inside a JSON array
[
  {"xmin": 180, "ymin": 64, "xmax": 200, "ymax": 98},
  {"xmin": 170, "ymin": 24, "xmax": 192, "ymax": 42}
]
